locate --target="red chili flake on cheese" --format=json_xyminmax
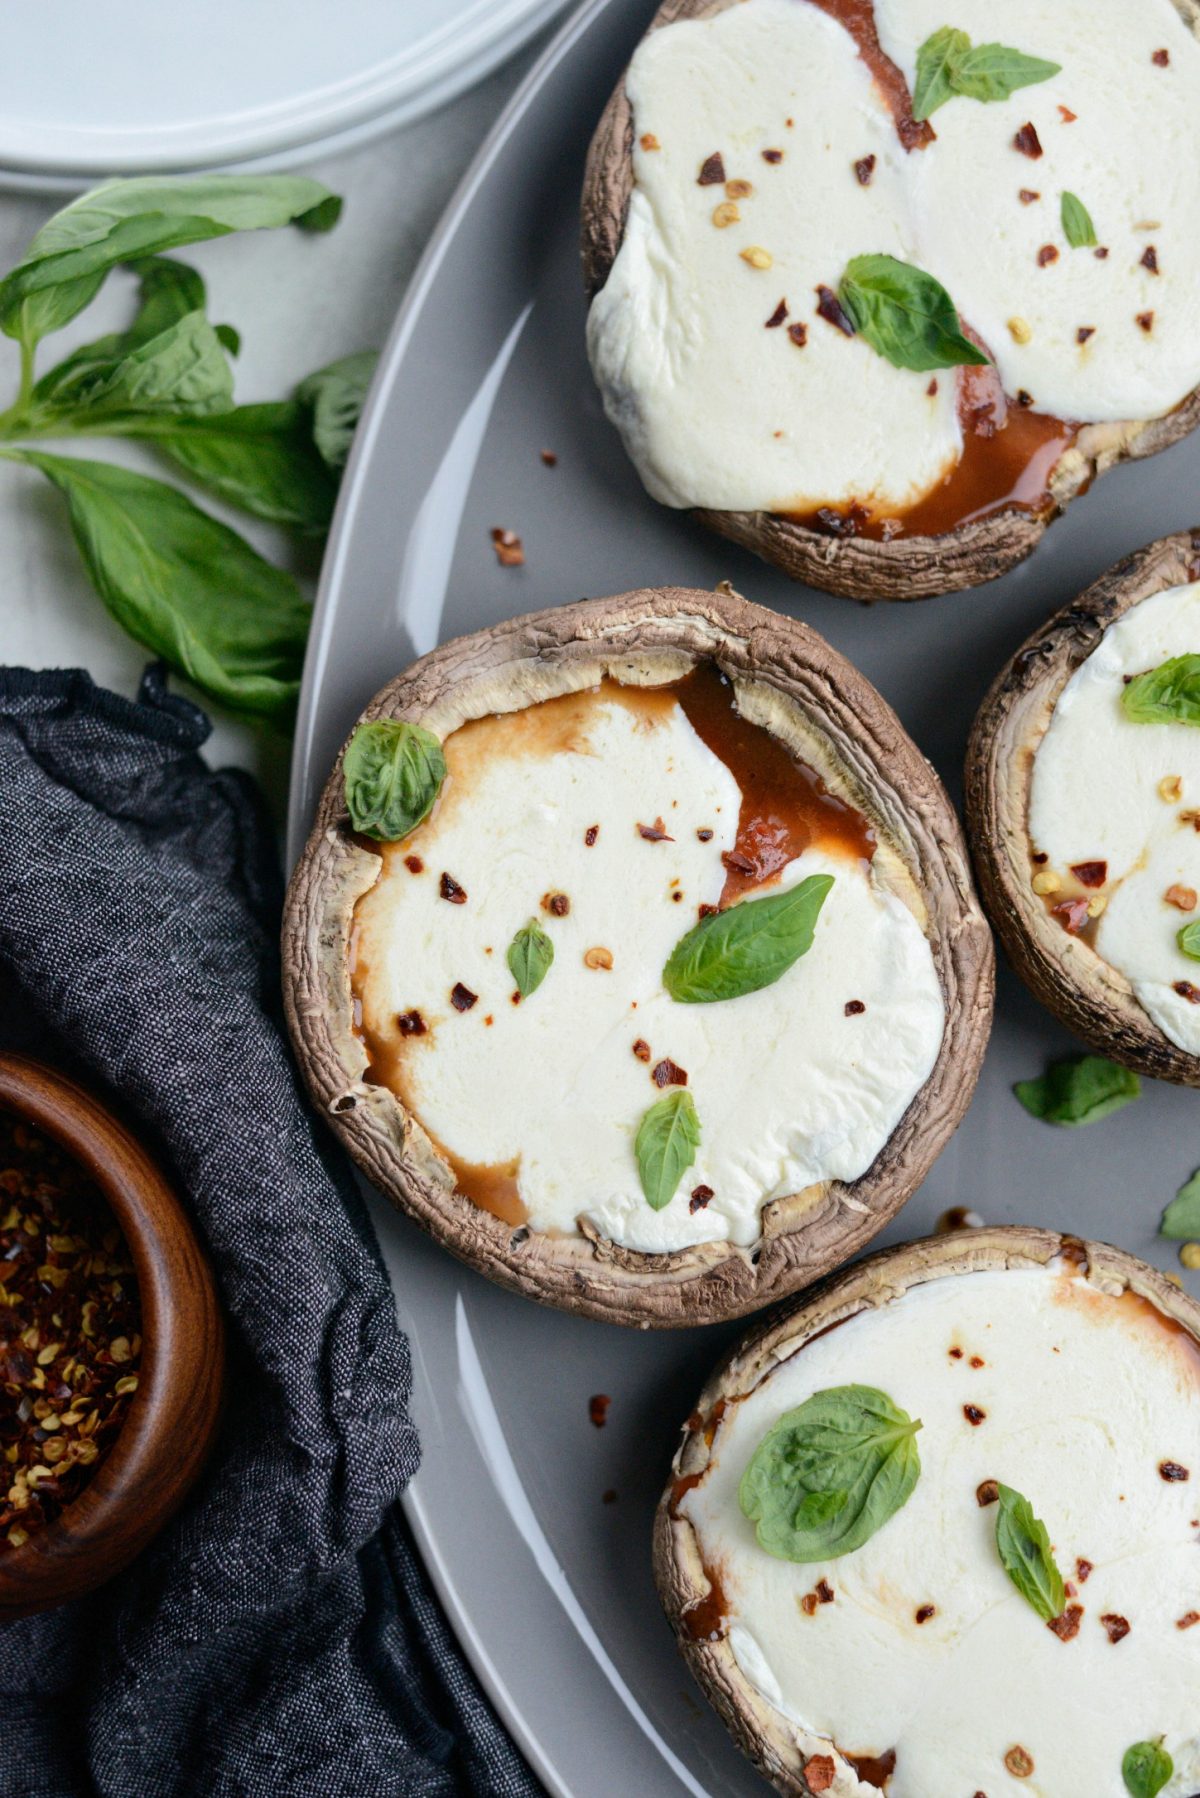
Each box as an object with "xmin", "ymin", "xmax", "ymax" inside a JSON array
[
  {"xmin": 440, "ymin": 872, "xmax": 467, "ymax": 904},
  {"xmin": 1048, "ymin": 1604, "xmax": 1084, "ymax": 1641},
  {"xmin": 800, "ymin": 1592, "xmax": 820, "ymax": 1617},
  {"xmin": 1019, "ymin": 188, "xmax": 1041, "ymax": 204},
  {"xmin": 1076, "ymin": 1558, "xmax": 1093, "ymax": 1584},
  {"xmin": 765, "ymin": 298, "xmax": 788, "ymax": 328},
  {"xmin": 1177, "ymin": 1611, "xmax": 1200, "ymax": 1629},
  {"xmin": 490, "ymin": 527, "xmax": 524, "ymax": 566},
  {"xmin": 589, "ymin": 1394, "xmax": 610, "ymax": 1428},
  {"xmin": 1070, "ymin": 860, "xmax": 1107, "ymax": 888},
  {"xmin": 652, "ymin": 1058, "xmax": 688, "ymax": 1089},
  {"xmin": 698, "ymin": 152, "xmax": 725, "ymax": 185},
  {"xmin": 698, "ymin": 903, "xmax": 718, "ymax": 919},
  {"xmin": 1141, "ymin": 245, "xmax": 1160, "ymax": 273},
  {"xmin": 1153, "ymin": 46, "xmax": 1170, "ymax": 64},
  {"xmin": 964, "ymin": 1404, "xmax": 987, "ymax": 1426},
  {"xmin": 404, "ymin": 854, "xmax": 424, "ymax": 873},
  {"xmin": 689, "ymin": 1185, "xmax": 714, "ymax": 1213},
  {"xmin": 1052, "ymin": 896, "xmax": 1091, "ymax": 934},
  {"xmin": 1160, "ymin": 1461, "xmax": 1191, "ymax": 1481},
  {"xmin": 788, "ymin": 322, "xmax": 809, "ymax": 347},
  {"xmin": 1077, "ymin": 327, "xmax": 1095, "ymax": 344},
  {"xmin": 854, "ymin": 154, "xmax": 876, "ymax": 185},
  {"xmin": 816, "ymin": 1579, "xmax": 835, "ymax": 1604},
  {"xmin": 696, "ymin": 827, "xmax": 714, "ymax": 842},
  {"xmin": 541, "ymin": 891, "xmax": 570, "ymax": 916},
  {"xmin": 1137, "ymin": 310, "xmax": 1156, "ymax": 333},
  {"xmin": 1013, "ymin": 122, "xmax": 1043, "ymax": 158},
  {"xmin": 762, "ymin": 148, "xmax": 784, "ymax": 164},
  {"xmin": 803, "ymin": 1756, "xmax": 836, "ymax": 1793},
  {"xmin": 816, "ymin": 284, "xmax": 855, "ymax": 335},
  {"xmin": 450, "ymin": 983, "xmax": 477, "ymax": 1013},
  {"xmin": 970, "ymin": 1355, "xmax": 985, "ymax": 1369},
  {"xmin": 1057, "ymin": 104, "xmax": 1077, "ymax": 122},
  {"xmin": 915, "ymin": 1604, "xmax": 936, "ymax": 1624},
  {"xmin": 950, "ymin": 1347, "xmax": 965, "ymax": 1359},
  {"xmin": 633, "ymin": 1039, "xmax": 651, "ymax": 1062},
  {"xmin": 1100, "ymin": 1613, "xmax": 1131, "ymax": 1643},
  {"xmin": 1015, "ymin": 389, "xmax": 1034, "ymax": 407},
  {"xmin": 977, "ymin": 1480, "xmax": 1000, "ymax": 1507},
  {"xmin": 584, "ymin": 824, "xmax": 599, "ymax": 846},
  {"xmin": 1175, "ymin": 981, "xmax": 1200, "ymax": 1004},
  {"xmin": 637, "ymin": 818, "xmax": 674, "ymax": 842},
  {"xmin": 1037, "ymin": 244, "xmax": 1059, "ymax": 266},
  {"xmin": 845, "ymin": 1000, "xmax": 866, "ymax": 1016},
  {"xmin": 397, "ymin": 1010, "xmax": 427, "ymax": 1037},
  {"xmin": 927, "ymin": 377, "xmax": 939, "ymax": 396},
  {"xmin": 1094, "ymin": 246, "xmax": 1110, "ymax": 259}
]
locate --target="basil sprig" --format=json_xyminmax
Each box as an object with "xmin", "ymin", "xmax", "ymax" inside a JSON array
[
  {"xmin": 912, "ymin": 26, "xmax": 1061, "ymax": 120},
  {"xmin": 1122, "ymin": 655, "xmax": 1200, "ymax": 726},
  {"xmin": 343, "ymin": 720, "xmax": 446, "ymax": 841},
  {"xmin": 1160, "ymin": 1168, "xmax": 1200, "ymax": 1239},
  {"xmin": 663, "ymin": 874, "xmax": 832, "ymax": 1003},
  {"xmin": 1061, "ymin": 192, "xmax": 1098, "ymax": 249},
  {"xmin": 994, "ymin": 1483, "xmax": 1065, "ymax": 1621},
  {"xmin": 739, "ymin": 1386, "xmax": 922, "ymax": 1563},
  {"xmin": 1014, "ymin": 1055, "xmax": 1140, "ymax": 1126},
  {"xmin": 838, "ymin": 255, "xmax": 988, "ymax": 373},
  {"xmin": 635, "ymin": 1090, "xmax": 700, "ymax": 1211},
  {"xmin": 0, "ymin": 176, "xmax": 376, "ymax": 725},
  {"xmin": 1123, "ymin": 1740, "xmax": 1174, "ymax": 1798},
  {"xmin": 507, "ymin": 919, "xmax": 555, "ymax": 999}
]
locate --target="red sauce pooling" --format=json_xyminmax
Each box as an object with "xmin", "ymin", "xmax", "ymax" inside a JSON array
[
  {"xmin": 806, "ymin": 0, "xmax": 932, "ymax": 149},
  {"xmin": 682, "ymin": 1562, "xmax": 729, "ymax": 1641},
  {"xmin": 675, "ymin": 665, "xmax": 875, "ymax": 902},
  {"xmin": 846, "ymin": 1749, "xmax": 897, "ymax": 1788}
]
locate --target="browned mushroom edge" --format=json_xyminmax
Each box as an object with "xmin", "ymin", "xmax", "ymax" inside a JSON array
[
  {"xmin": 282, "ymin": 584, "xmax": 994, "ymax": 1327},
  {"xmin": 965, "ymin": 528, "xmax": 1200, "ymax": 1085},
  {"xmin": 579, "ymin": 0, "xmax": 1200, "ymax": 603},
  {"xmin": 654, "ymin": 1225, "xmax": 1200, "ymax": 1794}
]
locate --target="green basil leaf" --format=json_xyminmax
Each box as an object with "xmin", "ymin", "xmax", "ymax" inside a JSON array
[
  {"xmin": 994, "ymin": 1483, "xmax": 1066, "ymax": 1621},
  {"xmin": 148, "ymin": 402, "xmax": 336, "ymax": 534},
  {"xmin": 1122, "ymin": 655, "xmax": 1200, "ymax": 726},
  {"xmin": 635, "ymin": 1089, "xmax": 700, "ymax": 1211},
  {"xmin": 296, "ymin": 351, "xmax": 377, "ymax": 472},
  {"xmin": 507, "ymin": 919, "xmax": 555, "ymax": 999},
  {"xmin": 1160, "ymin": 1168, "xmax": 1200, "ymax": 1240},
  {"xmin": 1123, "ymin": 1740, "xmax": 1174, "ymax": 1798},
  {"xmin": 343, "ymin": 720, "xmax": 446, "ymax": 842},
  {"xmin": 124, "ymin": 256, "xmax": 209, "ymax": 345},
  {"xmin": 1178, "ymin": 920, "xmax": 1200, "ymax": 962},
  {"xmin": 913, "ymin": 28, "xmax": 1060, "ymax": 117},
  {"xmin": 0, "ymin": 174, "xmax": 340, "ymax": 350},
  {"xmin": 912, "ymin": 27, "xmax": 971, "ymax": 119},
  {"xmin": 32, "ymin": 310, "xmax": 234, "ymax": 422},
  {"xmin": 663, "ymin": 874, "xmax": 833, "ymax": 1003},
  {"xmin": 839, "ymin": 255, "xmax": 989, "ymax": 373},
  {"xmin": 1, "ymin": 449, "xmax": 308, "ymax": 722},
  {"xmin": 1061, "ymin": 191, "xmax": 1098, "ymax": 249},
  {"xmin": 1014, "ymin": 1055, "xmax": 1140, "ymax": 1126},
  {"xmin": 739, "ymin": 1385, "xmax": 922, "ymax": 1563}
]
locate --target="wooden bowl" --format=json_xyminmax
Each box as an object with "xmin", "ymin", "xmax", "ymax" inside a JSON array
[{"xmin": 0, "ymin": 1053, "xmax": 224, "ymax": 1618}]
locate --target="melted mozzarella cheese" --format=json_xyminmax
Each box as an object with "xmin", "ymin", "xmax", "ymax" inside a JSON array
[
  {"xmin": 353, "ymin": 687, "xmax": 944, "ymax": 1253},
  {"xmin": 1029, "ymin": 580, "xmax": 1200, "ymax": 1055},
  {"xmin": 682, "ymin": 1265, "xmax": 1200, "ymax": 1797}
]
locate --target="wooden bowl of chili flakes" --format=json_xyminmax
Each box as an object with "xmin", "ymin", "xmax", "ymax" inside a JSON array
[{"xmin": 0, "ymin": 1052, "xmax": 223, "ymax": 1617}]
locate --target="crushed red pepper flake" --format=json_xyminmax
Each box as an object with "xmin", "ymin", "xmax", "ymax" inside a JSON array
[
  {"xmin": 540, "ymin": 448, "xmax": 558, "ymax": 466},
  {"xmin": 1095, "ymin": 246, "xmax": 1110, "ymax": 259},
  {"xmin": 632, "ymin": 1039, "xmax": 652, "ymax": 1063},
  {"xmin": 490, "ymin": 527, "xmax": 524, "ymax": 567},
  {"xmin": 844, "ymin": 999, "xmax": 866, "ymax": 1016},
  {"xmin": 1052, "ymin": 896, "xmax": 1091, "ymax": 935},
  {"xmin": 800, "ymin": 1592, "xmax": 820, "ymax": 1617},
  {"xmin": 1036, "ymin": 244, "xmax": 1059, "ymax": 267},
  {"xmin": 963, "ymin": 1404, "xmax": 987, "ymax": 1426},
  {"xmin": 696, "ymin": 827, "xmax": 714, "ymax": 842},
  {"xmin": 1015, "ymin": 388, "xmax": 1034, "ymax": 407},
  {"xmin": 0, "ymin": 1108, "xmax": 142, "ymax": 1552},
  {"xmin": 1048, "ymin": 1603, "xmax": 1084, "ymax": 1641},
  {"xmin": 689, "ymin": 1185, "xmax": 714, "ymax": 1213},
  {"xmin": 788, "ymin": 322, "xmax": 809, "ymax": 348},
  {"xmin": 970, "ymin": 1355, "xmax": 985, "ymax": 1369},
  {"xmin": 584, "ymin": 824, "xmax": 599, "ymax": 847},
  {"xmin": 1019, "ymin": 188, "xmax": 1041, "ymax": 204},
  {"xmin": 637, "ymin": 817, "xmax": 674, "ymax": 842},
  {"xmin": 589, "ymin": 1394, "xmax": 611, "ymax": 1428},
  {"xmin": 854, "ymin": 154, "xmax": 876, "ymax": 185},
  {"xmin": 977, "ymin": 1479, "xmax": 1000, "ymax": 1506},
  {"xmin": 1013, "ymin": 122, "xmax": 1043, "ymax": 158},
  {"xmin": 698, "ymin": 903, "xmax": 718, "ymax": 919},
  {"xmin": 803, "ymin": 1755, "xmax": 836, "ymax": 1793},
  {"xmin": 1137, "ymin": 311, "xmax": 1155, "ymax": 333},
  {"xmin": 404, "ymin": 854, "xmax": 424, "ymax": 874},
  {"xmin": 1070, "ymin": 860, "xmax": 1107, "ymax": 888},
  {"xmin": 440, "ymin": 872, "xmax": 467, "ymax": 904},
  {"xmin": 450, "ymin": 983, "xmax": 477, "ymax": 1013},
  {"xmin": 915, "ymin": 1603, "xmax": 936, "ymax": 1624},
  {"xmin": 765, "ymin": 298, "xmax": 789, "ymax": 328},
  {"xmin": 652, "ymin": 1058, "xmax": 688, "ymax": 1089},
  {"xmin": 1057, "ymin": 103, "xmax": 1077, "ymax": 122},
  {"xmin": 816, "ymin": 284, "xmax": 855, "ymax": 336},
  {"xmin": 762, "ymin": 148, "xmax": 784, "ymax": 164},
  {"xmin": 1160, "ymin": 1460, "xmax": 1190, "ymax": 1481},
  {"xmin": 1153, "ymin": 46, "xmax": 1170, "ymax": 64},
  {"xmin": 816, "ymin": 1579, "xmax": 835, "ymax": 1604},
  {"xmin": 1077, "ymin": 326, "xmax": 1095, "ymax": 344},
  {"xmin": 1177, "ymin": 1610, "xmax": 1200, "ymax": 1629},
  {"xmin": 397, "ymin": 1010, "xmax": 427, "ymax": 1037},
  {"xmin": 1174, "ymin": 980, "xmax": 1200, "ymax": 1003},
  {"xmin": 541, "ymin": 891, "xmax": 571, "ymax": 917},
  {"xmin": 1100, "ymin": 1612, "xmax": 1130, "ymax": 1643},
  {"xmin": 927, "ymin": 377, "xmax": 939, "ymax": 396},
  {"xmin": 698, "ymin": 152, "xmax": 726, "ymax": 185},
  {"xmin": 1142, "ymin": 245, "xmax": 1160, "ymax": 274},
  {"xmin": 1076, "ymin": 1557, "xmax": 1093, "ymax": 1583}
]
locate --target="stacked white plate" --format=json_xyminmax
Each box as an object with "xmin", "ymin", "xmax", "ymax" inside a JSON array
[{"xmin": 0, "ymin": 0, "xmax": 572, "ymax": 192}]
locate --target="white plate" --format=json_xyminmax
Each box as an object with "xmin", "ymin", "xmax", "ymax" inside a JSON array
[
  {"xmin": 288, "ymin": 0, "xmax": 1200, "ymax": 1791},
  {"xmin": 0, "ymin": 0, "xmax": 570, "ymax": 191}
]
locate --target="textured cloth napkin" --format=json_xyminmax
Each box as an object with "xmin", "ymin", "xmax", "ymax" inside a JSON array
[{"xmin": 0, "ymin": 665, "xmax": 540, "ymax": 1798}]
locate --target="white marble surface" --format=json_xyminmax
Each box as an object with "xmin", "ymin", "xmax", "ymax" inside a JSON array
[{"xmin": 0, "ymin": 44, "xmax": 540, "ymax": 815}]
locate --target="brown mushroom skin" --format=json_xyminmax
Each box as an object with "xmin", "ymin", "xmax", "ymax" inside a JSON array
[
  {"xmin": 283, "ymin": 584, "xmax": 993, "ymax": 1328},
  {"xmin": 655, "ymin": 1226, "xmax": 1200, "ymax": 1793},
  {"xmin": 965, "ymin": 528, "xmax": 1200, "ymax": 1085},
  {"xmin": 580, "ymin": 0, "xmax": 1200, "ymax": 603}
]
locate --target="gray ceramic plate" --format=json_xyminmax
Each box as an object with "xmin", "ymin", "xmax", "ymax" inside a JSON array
[{"xmin": 286, "ymin": 2, "xmax": 1200, "ymax": 1790}]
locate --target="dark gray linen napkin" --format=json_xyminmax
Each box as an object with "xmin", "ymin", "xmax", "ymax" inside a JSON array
[{"xmin": 0, "ymin": 665, "xmax": 540, "ymax": 1798}]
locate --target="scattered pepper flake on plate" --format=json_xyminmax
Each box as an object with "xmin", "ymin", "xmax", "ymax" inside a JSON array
[
  {"xmin": 490, "ymin": 527, "xmax": 524, "ymax": 567},
  {"xmin": 588, "ymin": 1393, "xmax": 610, "ymax": 1428}
]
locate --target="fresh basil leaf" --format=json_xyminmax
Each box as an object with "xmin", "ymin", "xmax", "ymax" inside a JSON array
[
  {"xmin": 739, "ymin": 1385, "xmax": 922, "ymax": 1564},
  {"xmin": 32, "ymin": 310, "xmax": 234, "ymax": 422},
  {"xmin": 1014, "ymin": 1055, "xmax": 1140, "ymax": 1126},
  {"xmin": 994, "ymin": 1483, "xmax": 1066, "ymax": 1621},
  {"xmin": 912, "ymin": 26, "xmax": 971, "ymax": 119},
  {"xmin": 635, "ymin": 1089, "xmax": 700, "ymax": 1211},
  {"xmin": 1178, "ymin": 921, "xmax": 1200, "ymax": 962},
  {"xmin": 124, "ymin": 256, "xmax": 208, "ymax": 344},
  {"xmin": 1061, "ymin": 192, "xmax": 1098, "ymax": 249},
  {"xmin": 507, "ymin": 919, "xmax": 555, "ymax": 999},
  {"xmin": 0, "ymin": 449, "xmax": 308, "ymax": 722},
  {"xmin": 0, "ymin": 174, "xmax": 340, "ymax": 351},
  {"xmin": 663, "ymin": 874, "xmax": 833, "ymax": 1003},
  {"xmin": 147, "ymin": 403, "xmax": 336, "ymax": 534},
  {"xmin": 1160, "ymin": 1168, "xmax": 1200, "ymax": 1240},
  {"xmin": 343, "ymin": 720, "xmax": 446, "ymax": 842},
  {"xmin": 839, "ymin": 255, "xmax": 989, "ymax": 373},
  {"xmin": 296, "ymin": 351, "xmax": 377, "ymax": 472},
  {"xmin": 1122, "ymin": 655, "xmax": 1200, "ymax": 726},
  {"xmin": 1123, "ymin": 1741, "xmax": 1173, "ymax": 1798}
]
